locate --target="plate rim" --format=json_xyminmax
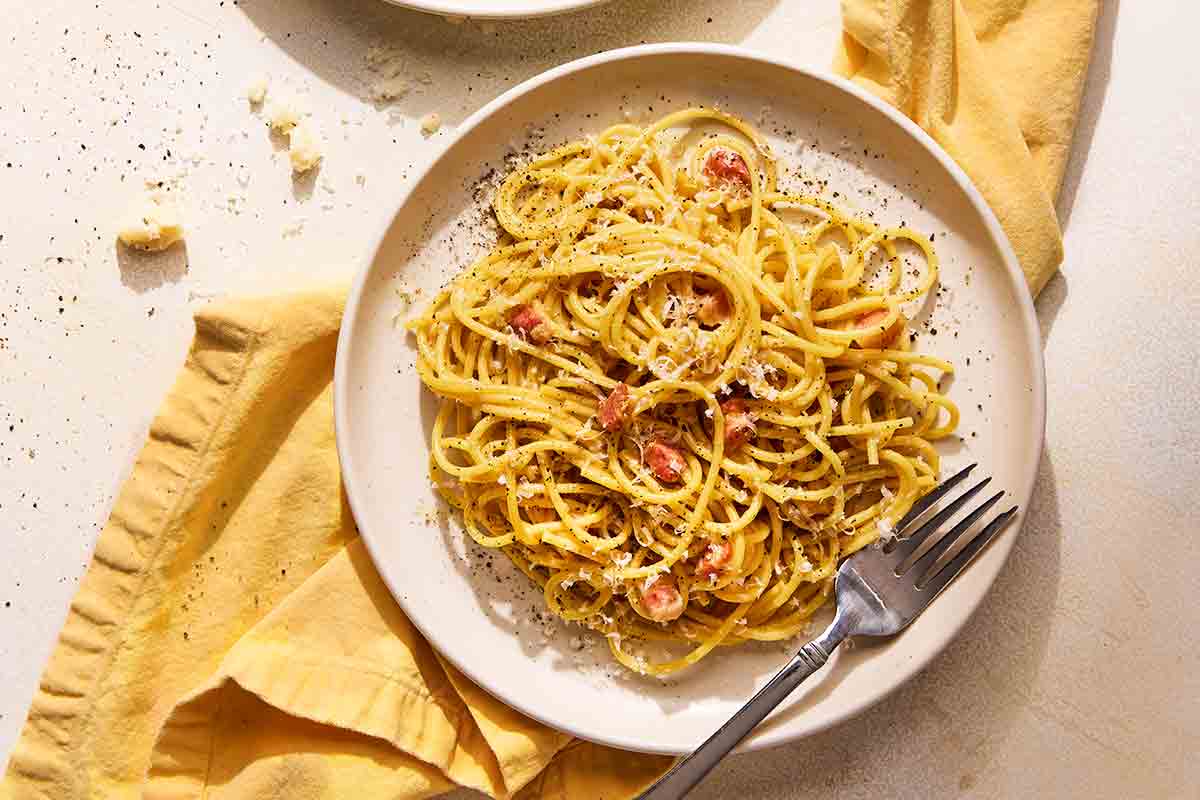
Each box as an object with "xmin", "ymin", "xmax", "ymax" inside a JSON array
[
  {"xmin": 334, "ymin": 42, "xmax": 1048, "ymax": 754},
  {"xmin": 379, "ymin": 0, "xmax": 610, "ymax": 20}
]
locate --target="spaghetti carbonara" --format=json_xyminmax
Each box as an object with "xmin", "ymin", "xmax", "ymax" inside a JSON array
[{"xmin": 408, "ymin": 108, "xmax": 957, "ymax": 676}]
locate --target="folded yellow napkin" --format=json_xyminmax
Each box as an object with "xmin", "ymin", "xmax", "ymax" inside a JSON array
[
  {"xmin": 1, "ymin": 290, "xmax": 671, "ymax": 799},
  {"xmin": 836, "ymin": 0, "xmax": 1101, "ymax": 295}
]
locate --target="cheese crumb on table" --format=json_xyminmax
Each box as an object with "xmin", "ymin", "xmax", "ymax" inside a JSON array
[
  {"xmin": 246, "ymin": 76, "xmax": 268, "ymax": 105},
  {"xmin": 419, "ymin": 112, "xmax": 441, "ymax": 136},
  {"xmin": 267, "ymin": 99, "xmax": 302, "ymax": 133},
  {"xmin": 365, "ymin": 45, "xmax": 411, "ymax": 102},
  {"xmin": 288, "ymin": 121, "xmax": 322, "ymax": 173},
  {"xmin": 281, "ymin": 217, "xmax": 306, "ymax": 238},
  {"xmin": 250, "ymin": 91, "xmax": 324, "ymax": 173},
  {"xmin": 370, "ymin": 76, "xmax": 409, "ymax": 102},
  {"xmin": 117, "ymin": 191, "xmax": 184, "ymax": 251}
]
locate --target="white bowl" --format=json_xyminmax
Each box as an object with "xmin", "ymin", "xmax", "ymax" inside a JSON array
[{"xmin": 334, "ymin": 43, "xmax": 1046, "ymax": 755}]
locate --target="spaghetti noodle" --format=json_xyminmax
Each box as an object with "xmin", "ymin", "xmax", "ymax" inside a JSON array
[{"xmin": 408, "ymin": 108, "xmax": 958, "ymax": 676}]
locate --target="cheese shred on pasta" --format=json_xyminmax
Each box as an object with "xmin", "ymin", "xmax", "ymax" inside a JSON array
[{"xmin": 407, "ymin": 108, "xmax": 958, "ymax": 676}]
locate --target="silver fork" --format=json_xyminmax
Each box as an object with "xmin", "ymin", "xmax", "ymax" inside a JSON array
[{"xmin": 637, "ymin": 463, "xmax": 1017, "ymax": 799}]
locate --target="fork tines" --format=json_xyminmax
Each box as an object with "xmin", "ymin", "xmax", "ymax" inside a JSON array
[{"xmin": 887, "ymin": 463, "xmax": 1019, "ymax": 596}]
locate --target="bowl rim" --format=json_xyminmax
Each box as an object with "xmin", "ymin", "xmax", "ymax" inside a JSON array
[
  {"xmin": 379, "ymin": 0, "xmax": 610, "ymax": 20},
  {"xmin": 334, "ymin": 41, "xmax": 1047, "ymax": 754}
]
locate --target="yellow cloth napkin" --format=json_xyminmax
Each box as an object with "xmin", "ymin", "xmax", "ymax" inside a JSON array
[
  {"xmin": 836, "ymin": 0, "xmax": 1101, "ymax": 295},
  {"xmin": 1, "ymin": 290, "xmax": 671, "ymax": 800}
]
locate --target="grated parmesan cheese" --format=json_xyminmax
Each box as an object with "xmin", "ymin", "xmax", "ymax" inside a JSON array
[
  {"xmin": 281, "ymin": 217, "xmax": 306, "ymax": 238},
  {"xmin": 246, "ymin": 76, "xmax": 268, "ymax": 105},
  {"xmin": 877, "ymin": 518, "xmax": 896, "ymax": 542},
  {"xmin": 287, "ymin": 121, "xmax": 323, "ymax": 173},
  {"xmin": 365, "ymin": 45, "xmax": 412, "ymax": 102},
  {"xmin": 419, "ymin": 112, "xmax": 442, "ymax": 136},
  {"xmin": 266, "ymin": 98, "xmax": 303, "ymax": 133},
  {"xmin": 117, "ymin": 191, "xmax": 184, "ymax": 252}
]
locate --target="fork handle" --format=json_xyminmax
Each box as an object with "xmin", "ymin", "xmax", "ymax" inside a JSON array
[{"xmin": 636, "ymin": 619, "xmax": 851, "ymax": 800}]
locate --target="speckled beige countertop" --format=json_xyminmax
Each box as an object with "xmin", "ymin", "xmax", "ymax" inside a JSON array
[{"xmin": 1, "ymin": 1, "xmax": 1195, "ymax": 797}]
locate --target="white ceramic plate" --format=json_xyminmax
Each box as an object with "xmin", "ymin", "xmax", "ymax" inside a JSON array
[
  {"xmin": 335, "ymin": 44, "xmax": 1045, "ymax": 755},
  {"xmin": 381, "ymin": 0, "xmax": 609, "ymax": 19}
]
